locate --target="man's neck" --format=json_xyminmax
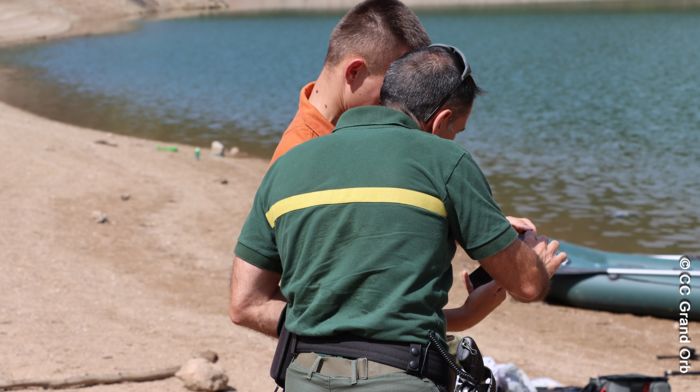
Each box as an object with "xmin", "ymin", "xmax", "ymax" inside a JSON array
[{"xmin": 308, "ymin": 67, "xmax": 345, "ymax": 125}]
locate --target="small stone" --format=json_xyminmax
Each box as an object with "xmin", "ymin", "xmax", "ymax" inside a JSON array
[
  {"xmin": 120, "ymin": 194, "xmax": 131, "ymax": 201},
  {"xmin": 176, "ymin": 357, "xmax": 229, "ymax": 392},
  {"xmin": 197, "ymin": 350, "xmax": 219, "ymax": 363},
  {"xmin": 219, "ymin": 179, "xmax": 228, "ymax": 185},
  {"xmin": 228, "ymin": 147, "xmax": 240, "ymax": 157},
  {"xmin": 94, "ymin": 139, "xmax": 118, "ymax": 147},
  {"xmin": 211, "ymin": 141, "xmax": 225, "ymax": 157},
  {"xmin": 92, "ymin": 211, "xmax": 109, "ymax": 224}
]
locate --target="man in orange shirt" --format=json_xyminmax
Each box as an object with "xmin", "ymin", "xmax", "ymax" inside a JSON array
[{"xmin": 270, "ymin": 0, "xmax": 431, "ymax": 164}]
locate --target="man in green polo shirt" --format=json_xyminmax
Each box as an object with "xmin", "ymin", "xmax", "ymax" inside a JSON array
[{"xmin": 229, "ymin": 45, "xmax": 567, "ymax": 391}]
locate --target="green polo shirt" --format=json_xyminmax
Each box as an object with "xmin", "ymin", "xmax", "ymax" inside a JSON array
[{"xmin": 236, "ymin": 106, "xmax": 516, "ymax": 344}]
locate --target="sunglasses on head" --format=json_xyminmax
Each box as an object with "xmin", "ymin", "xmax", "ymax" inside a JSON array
[{"xmin": 422, "ymin": 44, "xmax": 472, "ymax": 123}]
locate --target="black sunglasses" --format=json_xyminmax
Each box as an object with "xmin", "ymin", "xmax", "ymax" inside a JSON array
[{"xmin": 422, "ymin": 44, "xmax": 472, "ymax": 123}]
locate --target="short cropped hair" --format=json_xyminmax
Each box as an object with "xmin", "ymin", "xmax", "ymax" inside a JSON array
[
  {"xmin": 380, "ymin": 46, "xmax": 482, "ymax": 123},
  {"xmin": 325, "ymin": 0, "xmax": 431, "ymax": 73}
]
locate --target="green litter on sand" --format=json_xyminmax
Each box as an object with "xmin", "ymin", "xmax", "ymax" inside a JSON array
[{"xmin": 156, "ymin": 145, "xmax": 178, "ymax": 152}]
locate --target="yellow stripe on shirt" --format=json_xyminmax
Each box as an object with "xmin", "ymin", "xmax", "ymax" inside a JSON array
[{"xmin": 265, "ymin": 187, "xmax": 446, "ymax": 228}]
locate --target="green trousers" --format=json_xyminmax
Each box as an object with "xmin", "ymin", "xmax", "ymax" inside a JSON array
[{"xmin": 285, "ymin": 354, "xmax": 442, "ymax": 392}]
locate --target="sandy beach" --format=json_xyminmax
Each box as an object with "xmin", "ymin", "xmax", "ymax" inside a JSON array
[{"xmin": 1, "ymin": 1, "xmax": 699, "ymax": 391}]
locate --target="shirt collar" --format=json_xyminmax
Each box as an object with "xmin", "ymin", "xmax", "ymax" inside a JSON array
[{"xmin": 334, "ymin": 106, "xmax": 421, "ymax": 133}]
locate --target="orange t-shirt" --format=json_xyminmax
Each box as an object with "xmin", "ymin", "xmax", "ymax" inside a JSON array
[{"xmin": 270, "ymin": 82, "xmax": 334, "ymax": 164}]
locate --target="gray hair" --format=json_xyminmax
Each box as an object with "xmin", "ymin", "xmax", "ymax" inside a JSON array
[{"xmin": 380, "ymin": 46, "xmax": 482, "ymax": 124}]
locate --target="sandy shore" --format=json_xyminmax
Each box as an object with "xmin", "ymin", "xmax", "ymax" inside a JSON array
[{"xmin": 1, "ymin": 1, "xmax": 699, "ymax": 391}]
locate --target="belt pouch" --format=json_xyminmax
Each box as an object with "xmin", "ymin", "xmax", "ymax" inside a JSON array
[{"xmin": 270, "ymin": 308, "xmax": 296, "ymax": 388}]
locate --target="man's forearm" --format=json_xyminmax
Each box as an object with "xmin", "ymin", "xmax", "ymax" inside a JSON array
[
  {"xmin": 480, "ymin": 239, "xmax": 550, "ymax": 302},
  {"xmin": 229, "ymin": 256, "xmax": 287, "ymax": 337},
  {"xmin": 231, "ymin": 296, "xmax": 286, "ymax": 337},
  {"xmin": 444, "ymin": 282, "xmax": 505, "ymax": 331},
  {"xmin": 508, "ymin": 278, "xmax": 550, "ymax": 303}
]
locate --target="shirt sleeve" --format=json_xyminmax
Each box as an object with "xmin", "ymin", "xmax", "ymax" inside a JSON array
[
  {"xmin": 445, "ymin": 153, "xmax": 517, "ymax": 261},
  {"xmin": 235, "ymin": 187, "xmax": 282, "ymax": 273}
]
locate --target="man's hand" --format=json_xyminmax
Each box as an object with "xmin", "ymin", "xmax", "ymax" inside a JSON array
[
  {"xmin": 519, "ymin": 231, "xmax": 568, "ymax": 278},
  {"xmin": 465, "ymin": 269, "xmax": 475, "ymax": 294},
  {"xmin": 506, "ymin": 216, "xmax": 536, "ymax": 234},
  {"xmin": 444, "ymin": 271, "xmax": 506, "ymax": 331}
]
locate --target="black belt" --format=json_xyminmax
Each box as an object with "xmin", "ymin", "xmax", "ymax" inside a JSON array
[{"xmin": 295, "ymin": 335, "xmax": 450, "ymax": 387}]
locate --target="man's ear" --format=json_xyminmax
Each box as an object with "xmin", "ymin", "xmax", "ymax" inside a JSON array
[
  {"xmin": 430, "ymin": 109, "xmax": 453, "ymax": 136},
  {"xmin": 344, "ymin": 58, "xmax": 369, "ymax": 91}
]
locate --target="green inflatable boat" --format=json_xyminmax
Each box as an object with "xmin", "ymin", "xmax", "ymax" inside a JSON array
[{"xmin": 547, "ymin": 242, "xmax": 700, "ymax": 320}]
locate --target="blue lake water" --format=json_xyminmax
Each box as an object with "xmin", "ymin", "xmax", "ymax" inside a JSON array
[{"xmin": 1, "ymin": 10, "xmax": 699, "ymax": 254}]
